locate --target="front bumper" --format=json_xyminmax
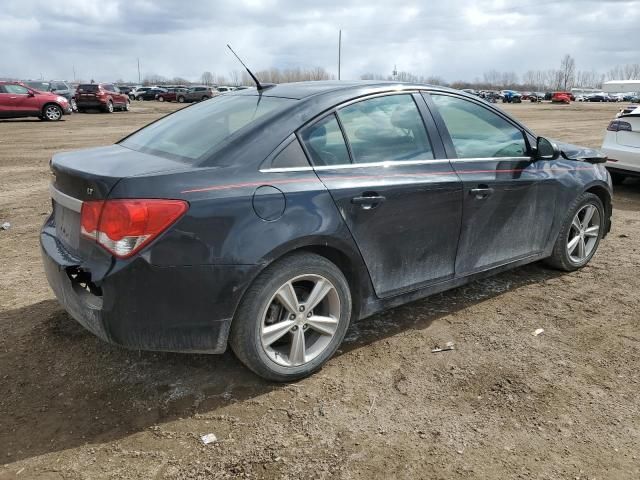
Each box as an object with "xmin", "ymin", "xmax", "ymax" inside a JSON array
[{"xmin": 40, "ymin": 227, "xmax": 259, "ymax": 354}]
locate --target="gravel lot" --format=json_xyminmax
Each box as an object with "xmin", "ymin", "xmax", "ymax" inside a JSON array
[{"xmin": 1, "ymin": 100, "xmax": 639, "ymax": 479}]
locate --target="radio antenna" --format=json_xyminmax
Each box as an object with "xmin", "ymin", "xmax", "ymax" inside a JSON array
[{"xmin": 227, "ymin": 44, "xmax": 272, "ymax": 91}]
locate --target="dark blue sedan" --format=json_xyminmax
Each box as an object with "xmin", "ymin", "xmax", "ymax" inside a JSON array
[{"xmin": 41, "ymin": 81, "xmax": 612, "ymax": 380}]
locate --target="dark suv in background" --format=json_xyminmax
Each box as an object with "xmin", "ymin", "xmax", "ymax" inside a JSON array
[
  {"xmin": 177, "ymin": 86, "xmax": 216, "ymax": 103},
  {"xmin": 75, "ymin": 83, "xmax": 130, "ymax": 113},
  {"xmin": 24, "ymin": 80, "xmax": 77, "ymax": 111}
]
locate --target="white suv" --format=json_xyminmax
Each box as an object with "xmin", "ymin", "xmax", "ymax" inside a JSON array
[{"xmin": 601, "ymin": 108, "xmax": 640, "ymax": 184}]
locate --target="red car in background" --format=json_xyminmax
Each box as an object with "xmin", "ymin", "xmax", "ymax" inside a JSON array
[
  {"xmin": 156, "ymin": 87, "xmax": 188, "ymax": 102},
  {"xmin": 0, "ymin": 81, "xmax": 72, "ymax": 121},
  {"xmin": 75, "ymin": 83, "xmax": 130, "ymax": 113},
  {"xmin": 552, "ymin": 92, "xmax": 572, "ymax": 104}
]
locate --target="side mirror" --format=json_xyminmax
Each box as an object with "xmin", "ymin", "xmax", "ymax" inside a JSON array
[
  {"xmin": 535, "ymin": 137, "xmax": 560, "ymax": 160},
  {"xmin": 27, "ymin": 91, "xmax": 35, "ymax": 97}
]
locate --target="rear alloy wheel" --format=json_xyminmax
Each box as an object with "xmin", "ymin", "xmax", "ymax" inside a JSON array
[
  {"xmin": 70, "ymin": 98, "xmax": 77, "ymax": 112},
  {"xmin": 545, "ymin": 192, "xmax": 605, "ymax": 271},
  {"xmin": 123, "ymin": 100, "xmax": 130, "ymax": 111},
  {"xmin": 158, "ymin": 96, "xmax": 164, "ymax": 102},
  {"xmin": 230, "ymin": 253, "xmax": 352, "ymax": 381},
  {"xmin": 177, "ymin": 96, "xmax": 185, "ymax": 103},
  {"xmin": 43, "ymin": 104, "xmax": 63, "ymax": 121},
  {"xmin": 105, "ymin": 101, "xmax": 114, "ymax": 113}
]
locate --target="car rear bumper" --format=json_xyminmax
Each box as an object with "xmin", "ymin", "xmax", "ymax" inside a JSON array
[
  {"xmin": 40, "ymin": 225, "xmax": 259, "ymax": 354},
  {"xmin": 75, "ymin": 99, "xmax": 107, "ymax": 108}
]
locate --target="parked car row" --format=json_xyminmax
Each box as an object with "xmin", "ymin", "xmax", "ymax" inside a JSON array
[
  {"xmin": 126, "ymin": 85, "xmax": 248, "ymax": 103},
  {"xmin": 578, "ymin": 92, "xmax": 639, "ymax": 103}
]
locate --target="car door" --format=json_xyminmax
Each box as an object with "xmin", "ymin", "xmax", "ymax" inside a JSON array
[
  {"xmin": 425, "ymin": 92, "xmax": 557, "ymax": 276},
  {"xmin": 0, "ymin": 85, "xmax": 10, "ymax": 116},
  {"xmin": 299, "ymin": 92, "xmax": 463, "ymax": 298},
  {"xmin": 3, "ymin": 84, "xmax": 39, "ymax": 116}
]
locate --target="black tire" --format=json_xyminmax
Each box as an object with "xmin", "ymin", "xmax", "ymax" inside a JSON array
[
  {"xmin": 123, "ymin": 100, "xmax": 130, "ymax": 111},
  {"xmin": 201, "ymin": 96, "xmax": 209, "ymax": 101},
  {"xmin": 158, "ymin": 96, "xmax": 164, "ymax": 102},
  {"xmin": 229, "ymin": 253, "xmax": 352, "ymax": 382},
  {"xmin": 609, "ymin": 171, "xmax": 626, "ymax": 185},
  {"xmin": 177, "ymin": 96, "xmax": 185, "ymax": 103},
  {"xmin": 544, "ymin": 192, "xmax": 605, "ymax": 272},
  {"xmin": 104, "ymin": 101, "xmax": 114, "ymax": 113}
]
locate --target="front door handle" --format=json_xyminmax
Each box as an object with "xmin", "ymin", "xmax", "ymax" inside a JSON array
[
  {"xmin": 351, "ymin": 194, "xmax": 386, "ymax": 210},
  {"xmin": 469, "ymin": 186, "xmax": 494, "ymax": 199}
]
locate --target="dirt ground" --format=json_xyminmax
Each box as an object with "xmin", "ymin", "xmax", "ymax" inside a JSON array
[{"xmin": 1, "ymin": 100, "xmax": 639, "ymax": 480}]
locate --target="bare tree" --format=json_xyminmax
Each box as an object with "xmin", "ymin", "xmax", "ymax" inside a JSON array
[
  {"xmin": 228, "ymin": 70, "xmax": 240, "ymax": 86},
  {"xmin": 560, "ymin": 54, "xmax": 576, "ymax": 90},
  {"xmin": 200, "ymin": 71, "xmax": 214, "ymax": 85}
]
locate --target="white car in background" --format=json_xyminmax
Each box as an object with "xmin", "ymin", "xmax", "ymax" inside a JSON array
[{"xmin": 601, "ymin": 109, "xmax": 640, "ymax": 184}]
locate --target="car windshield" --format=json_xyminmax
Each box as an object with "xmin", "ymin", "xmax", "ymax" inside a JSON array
[
  {"xmin": 24, "ymin": 81, "xmax": 50, "ymax": 91},
  {"xmin": 120, "ymin": 95, "xmax": 295, "ymax": 163}
]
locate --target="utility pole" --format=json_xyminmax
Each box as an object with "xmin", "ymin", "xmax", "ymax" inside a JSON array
[
  {"xmin": 338, "ymin": 29, "xmax": 342, "ymax": 81},
  {"xmin": 137, "ymin": 58, "xmax": 141, "ymax": 84}
]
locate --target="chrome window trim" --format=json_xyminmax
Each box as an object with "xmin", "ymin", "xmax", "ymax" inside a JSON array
[
  {"xmin": 260, "ymin": 166, "xmax": 315, "ymax": 173},
  {"xmin": 49, "ymin": 183, "xmax": 82, "ymax": 212},
  {"xmin": 314, "ymin": 159, "xmax": 450, "ymax": 170},
  {"xmin": 450, "ymin": 156, "xmax": 531, "ymax": 163},
  {"xmin": 260, "ymin": 157, "xmax": 531, "ymax": 173}
]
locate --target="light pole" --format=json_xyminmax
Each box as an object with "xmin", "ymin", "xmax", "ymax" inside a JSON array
[{"xmin": 338, "ymin": 29, "xmax": 342, "ymax": 80}]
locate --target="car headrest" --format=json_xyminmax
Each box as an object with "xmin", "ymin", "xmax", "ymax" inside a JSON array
[
  {"xmin": 308, "ymin": 125, "xmax": 327, "ymax": 151},
  {"xmin": 390, "ymin": 105, "xmax": 417, "ymax": 130}
]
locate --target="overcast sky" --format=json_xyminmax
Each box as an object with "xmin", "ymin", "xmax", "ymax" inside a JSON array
[{"xmin": 1, "ymin": 0, "xmax": 639, "ymax": 83}]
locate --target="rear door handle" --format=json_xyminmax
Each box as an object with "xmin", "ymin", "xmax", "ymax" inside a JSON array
[
  {"xmin": 351, "ymin": 194, "xmax": 386, "ymax": 209},
  {"xmin": 469, "ymin": 186, "xmax": 494, "ymax": 199}
]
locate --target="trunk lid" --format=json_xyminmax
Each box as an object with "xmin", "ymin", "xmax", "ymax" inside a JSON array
[
  {"xmin": 50, "ymin": 144, "xmax": 190, "ymax": 257},
  {"xmin": 616, "ymin": 115, "xmax": 640, "ymax": 148}
]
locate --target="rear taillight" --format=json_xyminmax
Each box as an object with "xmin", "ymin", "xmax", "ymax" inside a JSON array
[
  {"xmin": 81, "ymin": 199, "xmax": 188, "ymax": 258},
  {"xmin": 607, "ymin": 120, "xmax": 632, "ymax": 132}
]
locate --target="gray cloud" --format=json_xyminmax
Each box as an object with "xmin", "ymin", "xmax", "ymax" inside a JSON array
[{"xmin": 1, "ymin": 0, "xmax": 639, "ymax": 83}]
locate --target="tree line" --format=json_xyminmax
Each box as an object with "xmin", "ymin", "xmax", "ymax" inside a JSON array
[
  {"xmin": 130, "ymin": 55, "xmax": 639, "ymax": 91},
  {"xmin": 362, "ymin": 56, "xmax": 640, "ymax": 92}
]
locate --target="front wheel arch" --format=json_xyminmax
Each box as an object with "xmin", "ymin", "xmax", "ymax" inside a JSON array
[{"xmin": 585, "ymin": 184, "xmax": 612, "ymax": 237}]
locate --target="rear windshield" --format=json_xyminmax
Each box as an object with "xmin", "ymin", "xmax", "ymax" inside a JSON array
[
  {"xmin": 120, "ymin": 95, "xmax": 295, "ymax": 163},
  {"xmin": 77, "ymin": 84, "xmax": 99, "ymax": 92}
]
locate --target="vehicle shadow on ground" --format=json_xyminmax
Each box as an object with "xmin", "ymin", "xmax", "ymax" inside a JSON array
[
  {"xmin": 612, "ymin": 177, "xmax": 640, "ymax": 211},
  {"xmin": 0, "ymin": 263, "xmax": 564, "ymax": 463}
]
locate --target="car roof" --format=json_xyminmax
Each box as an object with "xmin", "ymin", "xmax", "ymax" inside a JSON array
[{"xmin": 229, "ymin": 80, "xmax": 462, "ymax": 100}]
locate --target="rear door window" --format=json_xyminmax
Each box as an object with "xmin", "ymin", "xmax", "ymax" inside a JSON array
[{"xmin": 337, "ymin": 94, "xmax": 434, "ymax": 163}]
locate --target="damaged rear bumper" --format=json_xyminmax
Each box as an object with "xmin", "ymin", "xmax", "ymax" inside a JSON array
[{"xmin": 40, "ymin": 228, "xmax": 258, "ymax": 354}]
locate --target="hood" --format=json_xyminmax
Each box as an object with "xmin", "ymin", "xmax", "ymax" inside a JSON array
[{"xmin": 554, "ymin": 140, "xmax": 607, "ymax": 164}]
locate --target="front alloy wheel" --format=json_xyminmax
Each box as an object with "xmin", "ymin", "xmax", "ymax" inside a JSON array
[
  {"xmin": 545, "ymin": 192, "xmax": 605, "ymax": 271},
  {"xmin": 566, "ymin": 204, "xmax": 600, "ymax": 264},
  {"xmin": 43, "ymin": 104, "xmax": 62, "ymax": 121},
  {"xmin": 230, "ymin": 253, "xmax": 352, "ymax": 381}
]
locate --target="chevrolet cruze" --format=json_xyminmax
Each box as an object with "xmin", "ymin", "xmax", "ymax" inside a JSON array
[{"xmin": 41, "ymin": 81, "xmax": 612, "ymax": 381}]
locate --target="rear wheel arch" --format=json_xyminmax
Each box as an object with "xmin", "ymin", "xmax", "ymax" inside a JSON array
[{"xmin": 231, "ymin": 241, "xmax": 370, "ymax": 329}]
